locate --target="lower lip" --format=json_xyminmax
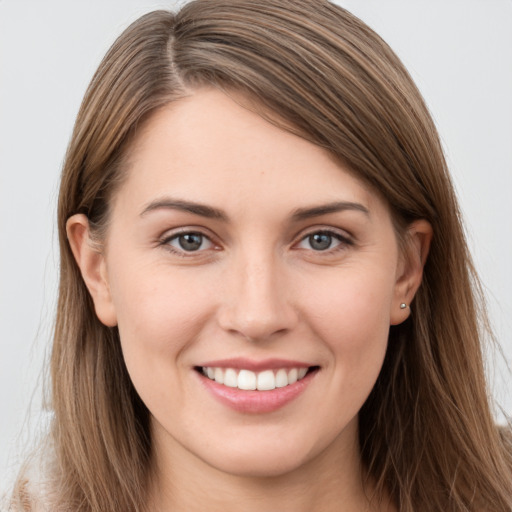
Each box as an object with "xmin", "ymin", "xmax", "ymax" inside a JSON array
[{"xmin": 197, "ymin": 369, "xmax": 317, "ymax": 414}]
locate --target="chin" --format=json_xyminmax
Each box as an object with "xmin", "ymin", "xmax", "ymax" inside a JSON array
[
  {"xmin": 205, "ymin": 448, "xmax": 312, "ymax": 479},
  {"xmin": 194, "ymin": 426, "xmax": 341, "ymax": 479}
]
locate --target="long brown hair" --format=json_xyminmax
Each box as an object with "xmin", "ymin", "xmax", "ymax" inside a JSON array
[{"xmin": 11, "ymin": 1, "xmax": 512, "ymax": 510}]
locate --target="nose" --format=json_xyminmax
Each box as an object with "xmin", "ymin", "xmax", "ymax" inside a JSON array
[{"xmin": 217, "ymin": 251, "xmax": 298, "ymax": 342}]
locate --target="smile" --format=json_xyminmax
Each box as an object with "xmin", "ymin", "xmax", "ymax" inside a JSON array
[
  {"xmin": 200, "ymin": 366, "xmax": 309, "ymax": 391},
  {"xmin": 195, "ymin": 360, "xmax": 319, "ymax": 413}
]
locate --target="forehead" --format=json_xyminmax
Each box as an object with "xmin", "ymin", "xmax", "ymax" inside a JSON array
[{"xmin": 115, "ymin": 88, "xmax": 383, "ymax": 219}]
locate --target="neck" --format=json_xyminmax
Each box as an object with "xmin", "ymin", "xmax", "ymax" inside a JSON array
[{"xmin": 147, "ymin": 419, "xmax": 393, "ymax": 512}]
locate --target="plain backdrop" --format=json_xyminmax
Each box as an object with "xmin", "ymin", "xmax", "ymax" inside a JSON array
[{"xmin": 1, "ymin": 0, "xmax": 511, "ymax": 489}]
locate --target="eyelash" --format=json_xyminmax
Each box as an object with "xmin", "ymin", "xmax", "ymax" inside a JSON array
[
  {"xmin": 296, "ymin": 229, "xmax": 353, "ymax": 253},
  {"xmin": 158, "ymin": 228, "xmax": 353, "ymax": 257},
  {"xmin": 159, "ymin": 229, "xmax": 218, "ymax": 258}
]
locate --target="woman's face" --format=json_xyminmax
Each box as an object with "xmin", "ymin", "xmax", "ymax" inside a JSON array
[{"xmin": 79, "ymin": 89, "xmax": 418, "ymax": 478}]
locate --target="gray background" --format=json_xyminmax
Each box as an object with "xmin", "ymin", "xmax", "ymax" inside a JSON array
[{"xmin": 1, "ymin": 0, "xmax": 511, "ymax": 489}]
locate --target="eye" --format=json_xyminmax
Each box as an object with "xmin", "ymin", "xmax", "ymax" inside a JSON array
[
  {"xmin": 164, "ymin": 232, "xmax": 214, "ymax": 253},
  {"xmin": 296, "ymin": 230, "xmax": 350, "ymax": 252}
]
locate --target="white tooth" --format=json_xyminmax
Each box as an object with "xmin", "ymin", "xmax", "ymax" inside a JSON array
[
  {"xmin": 298, "ymin": 368, "xmax": 308, "ymax": 379},
  {"xmin": 224, "ymin": 368, "xmax": 238, "ymax": 388},
  {"xmin": 275, "ymin": 369, "xmax": 288, "ymax": 388},
  {"xmin": 288, "ymin": 368, "xmax": 298, "ymax": 384},
  {"xmin": 257, "ymin": 370, "xmax": 276, "ymax": 390},
  {"xmin": 206, "ymin": 367, "xmax": 215, "ymax": 379},
  {"xmin": 214, "ymin": 367, "xmax": 224, "ymax": 384},
  {"xmin": 238, "ymin": 369, "xmax": 257, "ymax": 390}
]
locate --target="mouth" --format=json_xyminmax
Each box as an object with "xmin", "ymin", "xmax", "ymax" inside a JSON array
[
  {"xmin": 195, "ymin": 365, "xmax": 318, "ymax": 391},
  {"xmin": 194, "ymin": 360, "xmax": 320, "ymax": 413}
]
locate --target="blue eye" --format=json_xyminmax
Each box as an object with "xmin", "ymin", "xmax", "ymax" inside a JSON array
[
  {"xmin": 165, "ymin": 232, "xmax": 213, "ymax": 252},
  {"xmin": 297, "ymin": 231, "xmax": 348, "ymax": 251}
]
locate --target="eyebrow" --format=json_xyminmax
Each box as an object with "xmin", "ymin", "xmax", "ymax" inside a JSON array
[
  {"xmin": 140, "ymin": 198, "xmax": 369, "ymax": 222},
  {"xmin": 290, "ymin": 201, "xmax": 370, "ymax": 221},
  {"xmin": 140, "ymin": 198, "xmax": 228, "ymax": 221}
]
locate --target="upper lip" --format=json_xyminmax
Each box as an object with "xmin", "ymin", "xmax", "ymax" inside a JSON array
[{"xmin": 196, "ymin": 358, "xmax": 312, "ymax": 372}]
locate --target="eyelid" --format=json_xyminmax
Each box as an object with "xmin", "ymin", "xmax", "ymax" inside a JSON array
[
  {"xmin": 293, "ymin": 226, "xmax": 354, "ymax": 252},
  {"xmin": 294, "ymin": 225, "xmax": 353, "ymax": 243},
  {"xmin": 156, "ymin": 225, "xmax": 353, "ymax": 256},
  {"xmin": 158, "ymin": 226, "xmax": 221, "ymax": 256}
]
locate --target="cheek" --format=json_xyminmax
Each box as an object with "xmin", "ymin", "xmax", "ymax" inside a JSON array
[
  {"xmin": 304, "ymin": 265, "xmax": 395, "ymax": 340},
  {"xmin": 302, "ymin": 267, "xmax": 395, "ymax": 394},
  {"xmin": 108, "ymin": 262, "xmax": 216, "ymax": 390}
]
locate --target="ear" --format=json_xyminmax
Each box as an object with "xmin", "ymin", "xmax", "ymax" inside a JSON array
[
  {"xmin": 66, "ymin": 214, "xmax": 117, "ymax": 327},
  {"xmin": 390, "ymin": 219, "xmax": 432, "ymax": 325}
]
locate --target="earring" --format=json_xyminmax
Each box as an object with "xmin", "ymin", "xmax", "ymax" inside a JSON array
[{"xmin": 400, "ymin": 303, "xmax": 407, "ymax": 309}]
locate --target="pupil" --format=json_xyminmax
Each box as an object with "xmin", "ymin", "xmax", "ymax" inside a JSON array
[
  {"xmin": 179, "ymin": 233, "xmax": 202, "ymax": 251},
  {"xmin": 310, "ymin": 233, "xmax": 332, "ymax": 250}
]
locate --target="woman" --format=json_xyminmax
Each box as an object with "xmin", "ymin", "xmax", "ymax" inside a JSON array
[{"xmin": 9, "ymin": 0, "xmax": 512, "ymax": 510}]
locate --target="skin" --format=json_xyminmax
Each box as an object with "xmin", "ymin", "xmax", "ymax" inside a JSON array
[{"xmin": 68, "ymin": 88, "xmax": 431, "ymax": 511}]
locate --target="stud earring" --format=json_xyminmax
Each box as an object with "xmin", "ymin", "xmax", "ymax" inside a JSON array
[{"xmin": 400, "ymin": 303, "xmax": 407, "ymax": 309}]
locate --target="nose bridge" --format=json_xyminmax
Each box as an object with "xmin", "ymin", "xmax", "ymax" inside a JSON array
[{"xmin": 219, "ymin": 245, "xmax": 296, "ymax": 341}]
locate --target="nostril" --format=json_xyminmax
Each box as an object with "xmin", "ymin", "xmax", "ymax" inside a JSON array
[{"xmin": 216, "ymin": 281, "xmax": 299, "ymax": 341}]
